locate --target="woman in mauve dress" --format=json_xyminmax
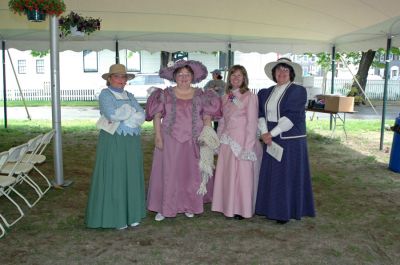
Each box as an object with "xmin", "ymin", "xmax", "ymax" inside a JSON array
[{"xmin": 145, "ymin": 60, "xmax": 221, "ymax": 221}]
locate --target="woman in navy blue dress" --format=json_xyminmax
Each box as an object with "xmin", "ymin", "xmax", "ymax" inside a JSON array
[{"xmin": 255, "ymin": 58, "xmax": 315, "ymax": 224}]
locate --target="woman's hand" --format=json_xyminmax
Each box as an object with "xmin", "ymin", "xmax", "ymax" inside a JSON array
[
  {"xmin": 203, "ymin": 115, "xmax": 212, "ymax": 127},
  {"xmin": 155, "ymin": 133, "xmax": 163, "ymax": 150},
  {"xmin": 261, "ymin": 132, "xmax": 273, "ymax": 146}
]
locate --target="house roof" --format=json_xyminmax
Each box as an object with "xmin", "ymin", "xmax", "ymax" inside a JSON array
[{"xmin": 1, "ymin": 0, "xmax": 400, "ymax": 53}]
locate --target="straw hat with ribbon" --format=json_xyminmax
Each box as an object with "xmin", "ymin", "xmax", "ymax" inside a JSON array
[{"xmin": 102, "ymin": 64, "xmax": 135, "ymax": 80}]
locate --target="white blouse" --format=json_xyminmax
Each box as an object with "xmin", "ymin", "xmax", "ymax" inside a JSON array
[
  {"xmin": 260, "ymin": 82, "xmax": 294, "ymax": 137},
  {"xmin": 266, "ymin": 82, "xmax": 289, "ymax": 122}
]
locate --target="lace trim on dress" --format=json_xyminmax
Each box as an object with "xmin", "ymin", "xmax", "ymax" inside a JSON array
[
  {"xmin": 165, "ymin": 87, "xmax": 203, "ymax": 139},
  {"xmin": 220, "ymin": 134, "xmax": 257, "ymax": 161}
]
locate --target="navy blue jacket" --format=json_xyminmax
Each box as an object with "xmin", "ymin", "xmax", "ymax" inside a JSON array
[{"xmin": 258, "ymin": 83, "xmax": 307, "ymax": 139}]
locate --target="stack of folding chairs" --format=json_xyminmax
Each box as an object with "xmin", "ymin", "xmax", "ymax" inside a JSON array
[{"xmin": 0, "ymin": 129, "xmax": 55, "ymax": 238}]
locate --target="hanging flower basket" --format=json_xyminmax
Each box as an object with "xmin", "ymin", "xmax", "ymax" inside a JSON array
[
  {"xmin": 70, "ymin": 26, "xmax": 85, "ymax": 37},
  {"xmin": 25, "ymin": 9, "xmax": 46, "ymax": 22},
  {"xmin": 59, "ymin": 11, "xmax": 101, "ymax": 38},
  {"xmin": 8, "ymin": 0, "xmax": 66, "ymax": 22}
]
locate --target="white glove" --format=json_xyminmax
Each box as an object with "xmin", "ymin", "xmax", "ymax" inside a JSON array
[
  {"xmin": 124, "ymin": 110, "xmax": 145, "ymax": 128},
  {"xmin": 111, "ymin": 104, "xmax": 132, "ymax": 121}
]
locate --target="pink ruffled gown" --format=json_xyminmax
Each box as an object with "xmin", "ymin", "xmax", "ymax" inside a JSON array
[
  {"xmin": 212, "ymin": 89, "xmax": 262, "ymax": 218},
  {"xmin": 146, "ymin": 87, "xmax": 221, "ymax": 217}
]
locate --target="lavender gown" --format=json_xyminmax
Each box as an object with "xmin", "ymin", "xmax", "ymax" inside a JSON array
[{"xmin": 146, "ymin": 87, "xmax": 221, "ymax": 217}]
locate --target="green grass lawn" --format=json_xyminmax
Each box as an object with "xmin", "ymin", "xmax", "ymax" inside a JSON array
[{"xmin": 0, "ymin": 119, "xmax": 399, "ymax": 264}]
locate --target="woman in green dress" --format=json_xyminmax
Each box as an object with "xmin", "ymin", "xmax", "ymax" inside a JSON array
[{"xmin": 85, "ymin": 64, "xmax": 146, "ymax": 230}]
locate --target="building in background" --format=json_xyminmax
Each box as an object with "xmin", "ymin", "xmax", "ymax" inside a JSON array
[{"xmin": 1, "ymin": 49, "xmax": 398, "ymax": 101}]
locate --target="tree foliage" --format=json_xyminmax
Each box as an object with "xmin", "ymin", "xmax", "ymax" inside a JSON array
[
  {"xmin": 306, "ymin": 47, "xmax": 400, "ymax": 104},
  {"xmin": 31, "ymin": 50, "xmax": 49, "ymax": 58}
]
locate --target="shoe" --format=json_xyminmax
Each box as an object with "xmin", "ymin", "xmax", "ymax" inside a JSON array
[
  {"xmin": 155, "ymin": 213, "xmax": 165, "ymax": 221},
  {"xmin": 116, "ymin": 225, "xmax": 128, "ymax": 230},
  {"xmin": 234, "ymin": 214, "xmax": 244, "ymax": 220},
  {"xmin": 184, "ymin": 212, "xmax": 194, "ymax": 218},
  {"xmin": 130, "ymin": 222, "xmax": 140, "ymax": 227},
  {"xmin": 276, "ymin": 220, "xmax": 289, "ymax": 224}
]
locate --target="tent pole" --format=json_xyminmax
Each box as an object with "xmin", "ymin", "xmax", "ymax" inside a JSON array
[
  {"xmin": 228, "ymin": 43, "xmax": 233, "ymax": 69},
  {"xmin": 2, "ymin": 41, "xmax": 7, "ymax": 128},
  {"xmin": 330, "ymin": 45, "xmax": 336, "ymax": 130},
  {"xmin": 50, "ymin": 15, "xmax": 71, "ymax": 187},
  {"xmin": 380, "ymin": 36, "xmax": 391, "ymax": 150},
  {"xmin": 6, "ymin": 50, "xmax": 31, "ymax": 120},
  {"xmin": 115, "ymin": 40, "xmax": 119, "ymax": 64}
]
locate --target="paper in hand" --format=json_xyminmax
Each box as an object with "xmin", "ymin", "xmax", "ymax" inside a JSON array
[{"xmin": 266, "ymin": 141, "xmax": 283, "ymax": 162}]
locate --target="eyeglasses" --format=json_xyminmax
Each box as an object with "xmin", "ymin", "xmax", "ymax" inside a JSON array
[
  {"xmin": 111, "ymin": 74, "xmax": 128, "ymax": 79},
  {"xmin": 176, "ymin": 73, "xmax": 192, "ymax": 78}
]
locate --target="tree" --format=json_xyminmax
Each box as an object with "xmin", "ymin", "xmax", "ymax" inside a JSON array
[
  {"xmin": 31, "ymin": 50, "xmax": 49, "ymax": 58},
  {"xmin": 304, "ymin": 52, "xmax": 343, "ymax": 94},
  {"xmin": 347, "ymin": 50, "xmax": 376, "ymax": 104},
  {"xmin": 160, "ymin": 51, "xmax": 170, "ymax": 68},
  {"xmin": 308, "ymin": 48, "xmax": 400, "ymax": 105}
]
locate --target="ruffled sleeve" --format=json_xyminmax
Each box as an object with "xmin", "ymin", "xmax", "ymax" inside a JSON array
[
  {"xmin": 201, "ymin": 89, "xmax": 222, "ymax": 119},
  {"xmin": 145, "ymin": 88, "xmax": 166, "ymax": 121},
  {"xmin": 241, "ymin": 93, "xmax": 259, "ymax": 158}
]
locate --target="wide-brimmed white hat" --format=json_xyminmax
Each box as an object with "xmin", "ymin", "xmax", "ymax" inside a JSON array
[
  {"xmin": 264, "ymin": 58, "xmax": 303, "ymax": 83},
  {"xmin": 102, "ymin": 64, "xmax": 135, "ymax": 80}
]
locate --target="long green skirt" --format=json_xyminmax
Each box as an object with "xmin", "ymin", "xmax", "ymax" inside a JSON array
[{"xmin": 85, "ymin": 130, "xmax": 146, "ymax": 228}]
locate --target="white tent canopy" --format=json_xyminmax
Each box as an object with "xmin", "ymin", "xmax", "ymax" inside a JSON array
[
  {"xmin": 1, "ymin": 0, "xmax": 400, "ymax": 53},
  {"xmin": 1, "ymin": 0, "xmax": 400, "ymax": 185}
]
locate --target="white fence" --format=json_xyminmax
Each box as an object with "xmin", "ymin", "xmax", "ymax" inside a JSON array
[
  {"xmin": 250, "ymin": 78, "xmax": 400, "ymax": 100},
  {"xmin": 1, "ymin": 82, "xmax": 97, "ymax": 101},
  {"xmin": 313, "ymin": 78, "xmax": 400, "ymax": 100},
  {"xmin": 1, "ymin": 78, "xmax": 400, "ymax": 101}
]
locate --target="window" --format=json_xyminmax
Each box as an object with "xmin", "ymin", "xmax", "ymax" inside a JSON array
[
  {"xmin": 36, "ymin": 59, "xmax": 45, "ymax": 74},
  {"xmin": 18, "ymin": 60, "xmax": 27, "ymax": 74},
  {"xmin": 172, "ymin": 51, "xmax": 188, "ymax": 61},
  {"xmin": 391, "ymin": 68, "xmax": 398, "ymax": 78},
  {"xmin": 126, "ymin": 50, "xmax": 141, "ymax": 72},
  {"xmin": 219, "ymin": 52, "xmax": 228, "ymax": 70},
  {"xmin": 83, "ymin": 50, "xmax": 98, "ymax": 72}
]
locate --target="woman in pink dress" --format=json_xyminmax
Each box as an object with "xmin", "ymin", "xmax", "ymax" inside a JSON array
[
  {"xmin": 212, "ymin": 65, "xmax": 262, "ymax": 219},
  {"xmin": 146, "ymin": 60, "xmax": 221, "ymax": 221}
]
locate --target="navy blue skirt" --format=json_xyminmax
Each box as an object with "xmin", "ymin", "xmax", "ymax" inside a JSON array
[{"xmin": 255, "ymin": 127, "xmax": 315, "ymax": 221}]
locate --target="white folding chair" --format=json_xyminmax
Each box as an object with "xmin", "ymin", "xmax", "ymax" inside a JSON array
[
  {"xmin": 0, "ymin": 144, "xmax": 42, "ymax": 207},
  {"xmin": 34, "ymin": 129, "xmax": 56, "ymax": 161},
  {"xmin": 22, "ymin": 130, "xmax": 55, "ymax": 194},
  {"xmin": 22, "ymin": 134, "xmax": 52, "ymax": 195},
  {"xmin": 0, "ymin": 218, "xmax": 5, "ymax": 238},
  {"xmin": 0, "ymin": 151, "xmax": 25, "ymax": 228}
]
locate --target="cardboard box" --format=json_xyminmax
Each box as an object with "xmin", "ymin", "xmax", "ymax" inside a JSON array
[{"xmin": 317, "ymin": 95, "xmax": 354, "ymax": 112}]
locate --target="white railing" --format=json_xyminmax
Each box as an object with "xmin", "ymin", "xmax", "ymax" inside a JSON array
[
  {"xmin": 1, "ymin": 82, "xmax": 97, "ymax": 101},
  {"xmin": 249, "ymin": 78, "xmax": 400, "ymax": 100},
  {"xmin": 1, "ymin": 78, "xmax": 399, "ymax": 101},
  {"xmin": 312, "ymin": 78, "xmax": 400, "ymax": 100}
]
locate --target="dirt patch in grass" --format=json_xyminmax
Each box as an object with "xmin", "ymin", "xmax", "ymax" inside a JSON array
[{"xmin": 1, "ymin": 125, "xmax": 399, "ymax": 264}]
